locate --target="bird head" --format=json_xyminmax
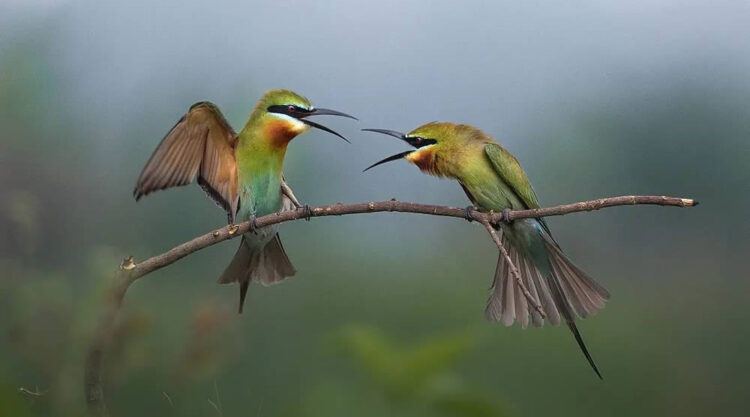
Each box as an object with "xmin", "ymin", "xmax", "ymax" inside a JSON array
[
  {"xmin": 363, "ymin": 122, "xmax": 488, "ymax": 175},
  {"xmin": 251, "ymin": 89, "xmax": 357, "ymax": 145}
]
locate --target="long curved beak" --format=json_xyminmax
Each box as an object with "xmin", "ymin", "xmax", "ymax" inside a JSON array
[
  {"xmin": 363, "ymin": 150, "xmax": 413, "ymax": 172},
  {"xmin": 361, "ymin": 128, "xmax": 413, "ymax": 172},
  {"xmin": 305, "ymin": 108, "xmax": 358, "ymax": 120},
  {"xmin": 361, "ymin": 128, "xmax": 406, "ymax": 139},
  {"xmin": 299, "ymin": 108, "xmax": 358, "ymax": 143}
]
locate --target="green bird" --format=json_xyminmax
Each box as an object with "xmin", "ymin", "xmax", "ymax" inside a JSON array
[
  {"xmin": 134, "ymin": 89, "xmax": 356, "ymax": 313},
  {"xmin": 363, "ymin": 122, "xmax": 610, "ymax": 378}
]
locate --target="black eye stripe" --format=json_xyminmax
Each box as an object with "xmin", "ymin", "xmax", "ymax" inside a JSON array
[
  {"xmin": 267, "ymin": 104, "xmax": 312, "ymax": 115},
  {"xmin": 405, "ymin": 136, "xmax": 437, "ymax": 148}
]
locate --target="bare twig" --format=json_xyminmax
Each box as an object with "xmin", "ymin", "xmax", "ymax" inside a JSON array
[
  {"xmin": 208, "ymin": 398, "xmax": 222, "ymax": 416},
  {"xmin": 162, "ymin": 392, "xmax": 174, "ymax": 407},
  {"xmin": 480, "ymin": 218, "xmax": 546, "ymax": 318},
  {"xmin": 19, "ymin": 386, "xmax": 46, "ymax": 397},
  {"xmin": 212, "ymin": 380, "xmax": 223, "ymax": 416},
  {"xmin": 83, "ymin": 195, "xmax": 696, "ymax": 415}
]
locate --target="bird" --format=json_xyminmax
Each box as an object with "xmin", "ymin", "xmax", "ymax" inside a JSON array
[
  {"xmin": 363, "ymin": 122, "xmax": 610, "ymax": 378},
  {"xmin": 133, "ymin": 89, "xmax": 357, "ymax": 313}
]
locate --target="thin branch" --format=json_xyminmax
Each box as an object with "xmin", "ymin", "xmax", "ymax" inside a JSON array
[
  {"xmin": 83, "ymin": 195, "xmax": 696, "ymax": 415},
  {"xmin": 480, "ymin": 218, "xmax": 546, "ymax": 318},
  {"xmin": 18, "ymin": 386, "xmax": 46, "ymax": 397}
]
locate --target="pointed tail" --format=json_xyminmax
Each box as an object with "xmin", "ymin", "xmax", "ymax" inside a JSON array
[
  {"xmin": 485, "ymin": 220, "xmax": 610, "ymax": 378},
  {"xmin": 218, "ymin": 234, "xmax": 297, "ymax": 313}
]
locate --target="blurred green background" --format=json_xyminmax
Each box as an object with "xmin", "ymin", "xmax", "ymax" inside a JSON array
[{"xmin": 1, "ymin": 1, "xmax": 749, "ymax": 416}]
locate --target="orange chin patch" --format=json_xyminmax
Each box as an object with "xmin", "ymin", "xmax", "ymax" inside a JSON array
[
  {"xmin": 264, "ymin": 119, "xmax": 305, "ymax": 147},
  {"xmin": 406, "ymin": 147, "xmax": 437, "ymax": 174}
]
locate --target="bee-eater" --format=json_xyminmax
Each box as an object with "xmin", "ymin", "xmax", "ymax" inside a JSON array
[
  {"xmin": 363, "ymin": 123, "xmax": 610, "ymax": 378},
  {"xmin": 133, "ymin": 89, "xmax": 356, "ymax": 313}
]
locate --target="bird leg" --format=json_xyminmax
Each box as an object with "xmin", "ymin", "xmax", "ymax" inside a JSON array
[
  {"xmin": 281, "ymin": 180, "xmax": 303, "ymax": 209},
  {"xmin": 281, "ymin": 179, "xmax": 312, "ymax": 220},
  {"xmin": 280, "ymin": 179, "xmax": 313, "ymax": 221}
]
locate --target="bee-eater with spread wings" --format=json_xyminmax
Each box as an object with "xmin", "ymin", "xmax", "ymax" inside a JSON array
[
  {"xmin": 363, "ymin": 123, "xmax": 610, "ymax": 378},
  {"xmin": 134, "ymin": 89, "xmax": 356, "ymax": 313}
]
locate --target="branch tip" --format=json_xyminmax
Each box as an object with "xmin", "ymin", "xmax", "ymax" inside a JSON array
[{"xmin": 119, "ymin": 256, "xmax": 135, "ymax": 271}]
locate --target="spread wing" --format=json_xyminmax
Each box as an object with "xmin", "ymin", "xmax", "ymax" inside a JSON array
[{"xmin": 134, "ymin": 102, "xmax": 239, "ymax": 221}]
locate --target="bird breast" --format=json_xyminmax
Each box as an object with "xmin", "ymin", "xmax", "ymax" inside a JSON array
[{"xmin": 406, "ymin": 146, "xmax": 441, "ymax": 176}]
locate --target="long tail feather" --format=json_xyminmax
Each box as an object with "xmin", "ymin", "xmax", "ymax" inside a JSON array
[
  {"xmin": 485, "ymin": 220, "xmax": 609, "ymax": 378},
  {"xmin": 239, "ymin": 280, "xmax": 250, "ymax": 314},
  {"xmin": 543, "ymin": 257, "xmax": 604, "ymax": 379},
  {"xmin": 567, "ymin": 319, "xmax": 603, "ymax": 379}
]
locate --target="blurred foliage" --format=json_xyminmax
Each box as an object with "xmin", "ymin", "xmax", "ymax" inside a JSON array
[
  {"xmin": 336, "ymin": 325, "xmax": 477, "ymax": 401},
  {"xmin": 280, "ymin": 325, "xmax": 508, "ymax": 417}
]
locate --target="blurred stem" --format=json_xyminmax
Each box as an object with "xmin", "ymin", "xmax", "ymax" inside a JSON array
[{"xmin": 83, "ymin": 195, "xmax": 696, "ymax": 416}]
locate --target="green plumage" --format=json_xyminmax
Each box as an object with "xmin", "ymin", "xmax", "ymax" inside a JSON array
[
  {"xmin": 365, "ymin": 122, "xmax": 610, "ymax": 378},
  {"xmin": 134, "ymin": 89, "xmax": 355, "ymax": 314}
]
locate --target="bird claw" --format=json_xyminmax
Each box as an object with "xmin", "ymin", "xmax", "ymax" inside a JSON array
[
  {"xmin": 501, "ymin": 208, "xmax": 512, "ymax": 224},
  {"xmin": 243, "ymin": 218, "xmax": 260, "ymax": 235},
  {"xmin": 228, "ymin": 224, "xmax": 239, "ymax": 235},
  {"xmin": 464, "ymin": 205, "xmax": 476, "ymax": 222},
  {"xmin": 302, "ymin": 204, "xmax": 313, "ymax": 221}
]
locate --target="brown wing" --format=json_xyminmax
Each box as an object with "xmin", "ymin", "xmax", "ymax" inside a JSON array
[{"xmin": 133, "ymin": 102, "xmax": 239, "ymax": 221}]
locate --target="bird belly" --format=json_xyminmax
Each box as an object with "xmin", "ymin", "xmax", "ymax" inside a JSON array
[{"xmin": 236, "ymin": 175, "xmax": 283, "ymax": 248}]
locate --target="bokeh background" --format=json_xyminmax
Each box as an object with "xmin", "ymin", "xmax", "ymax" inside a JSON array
[{"xmin": 1, "ymin": 1, "xmax": 749, "ymax": 416}]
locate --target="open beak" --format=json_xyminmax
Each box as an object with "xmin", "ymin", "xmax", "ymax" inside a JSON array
[
  {"xmin": 361, "ymin": 128, "xmax": 413, "ymax": 172},
  {"xmin": 298, "ymin": 108, "xmax": 358, "ymax": 143}
]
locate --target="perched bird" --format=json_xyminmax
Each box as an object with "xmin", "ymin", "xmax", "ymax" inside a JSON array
[
  {"xmin": 134, "ymin": 89, "xmax": 356, "ymax": 313},
  {"xmin": 363, "ymin": 123, "xmax": 610, "ymax": 378}
]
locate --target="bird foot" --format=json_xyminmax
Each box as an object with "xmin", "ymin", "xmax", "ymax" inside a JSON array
[
  {"xmin": 227, "ymin": 224, "xmax": 239, "ymax": 235},
  {"xmin": 501, "ymin": 208, "xmax": 512, "ymax": 224},
  {"xmin": 464, "ymin": 205, "xmax": 477, "ymax": 222},
  {"xmin": 302, "ymin": 204, "xmax": 313, "ymax": 221},
  {"xmin": 244, "ymin": 218, "xmax": 260, "ymax": 235}
]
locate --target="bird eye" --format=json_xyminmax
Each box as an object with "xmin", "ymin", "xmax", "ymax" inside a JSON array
[
  {"xmin": 287, "ymin": 105, "xmax": 296, "ymax": 113},
  {"xmin": 415, "ymin": 137, "xmax": 422, "ymax": 144}
]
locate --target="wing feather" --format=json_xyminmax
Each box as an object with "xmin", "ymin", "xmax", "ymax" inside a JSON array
[
  {"xmin": 484, "ymin": 143, "xmax": 540, "ymax": 210},
  {"xmin": 134, "ymin": 102, "xmax": 239, "ymax": 221},
  {"xmin": 484, "ymin": 143, "xmax": 553, "ymax": 235}
]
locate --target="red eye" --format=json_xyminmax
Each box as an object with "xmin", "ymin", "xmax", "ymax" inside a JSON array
[
  {"xmin": 287, "ymin": 105, "xmax": 296, "ymax": 112},
  {"xmin": 415, "ymin": 137, "xmax": 422, "ymax": 144}
]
